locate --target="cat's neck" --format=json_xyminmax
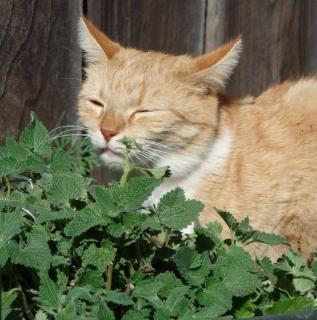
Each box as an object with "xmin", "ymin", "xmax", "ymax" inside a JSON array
[{"xmin": 147, "ymin": 119, "xmax": 234, "ymax": 206}]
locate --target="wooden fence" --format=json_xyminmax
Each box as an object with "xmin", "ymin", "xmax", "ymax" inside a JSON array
[{"xmin": 1, "ymin": 0, "xmax": 316, "ymax": 167}]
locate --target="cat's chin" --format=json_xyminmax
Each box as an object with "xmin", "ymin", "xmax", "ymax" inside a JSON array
[{"xmin": 100, "ymin": 149, "xmax": 124, "ymax": 169}]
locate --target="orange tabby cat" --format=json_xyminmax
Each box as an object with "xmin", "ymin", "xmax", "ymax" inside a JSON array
[{"xmin": 78, "ymin": 17, "xmax": 317, "ymax": 260}]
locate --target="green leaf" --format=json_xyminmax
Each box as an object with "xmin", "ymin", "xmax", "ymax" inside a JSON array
[
  {"xmin": 38, "ymin": 273, "xmax": 61, "ymax": 311},
  {"xmin": 13, "ymin": 230, "xmax": 52, "ymax": 271},
  {"xmin": 37, "ymin": 208, "xmax": 75, "ymax": 223},
  {"xmin": 197, "ymin": 280, "xmax": 232, "ymax": 317},
  {"xmin": 94, "ymin": 186, "xmax": 121, "ymax": 217},
  {"xmin": 35, "ymin": 310, "xmax": 49, "ymax": 320},
  {"xmin": 122, "ymin": 310, "xmax": 150, "ymax": 320},
  {"xmin": 133, "ymin": 279, "xmax": 164, "ymax": 309},
  {"xmin": 214, "ymin": 246, "xmax": 261, "ymax": 297},
  {"xmin": 215, "ymin": 209, "xmax": 239, "ymax": 231},
  {"xmin": 164, "ymin": 286, "xmax": 189, "ymax": 316},
  {"xmin": 146, "ymin": 166, "xmax": 170, "ymax": 179},
  {"xmin": 82, "ymin": 240, "xmax": 116, "ymax": 272},
  {"xmin": 1, "ymin": 289, "xmax": 18, "ymax": 319},
  {"xmin": 99, "ymin": 289, "xmax": 134, "ymax": 306},
  {"xmin": 20, "ymin": 112, "xmax": 51, "ymax": 156},
  {"xmin": 234, "ymin": 300, "xmax": 256, "ymax": 318},
  {"xmin": 6, "ymin": 137, "xmax": 28, "ymax": 162},
  {"xmin": 50, "ymin": 148, "xmax": 71, "ymax": 173},
  {"xmin": 64, "ymin": 207, "xmax": 110, "ymax": 237},
  {"xmin": 98, "ymin": 301, "xmax": 115, "ymax": 320},
  {"xmin": 250, "ymin": 231, "xmax": 286, "ymax": 246},
  {"xmin": 0, "ymin": 212, "xmax": 23, "ymax": 248},
  {"xmin": 157, "ymin": 188, "xmax": 204, "ymax": 230},
  {"xmin": 119, "ymin": 176, "xmax": 161, "ymax": 211},
  {"xmin": 264, "ymin": 297, "xmax": 314, "ymax": 315},
  {"xmin": 77, "ymin": 268, "xmax": 105, "ymax": 290},
  {"xmin": 47, "ymin": 173, "xmax": 87, "ymax": 206},
  {"xmin": 174, "ymin": 248, "xmax": 211, "ymax": 286}
]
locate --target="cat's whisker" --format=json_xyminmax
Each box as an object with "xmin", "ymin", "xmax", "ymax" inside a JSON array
[
  {"xmin": 144, "ymin": 146, "xmax": 170, "ymax": 155},
  {"xmin": 48, "ymin": 125, "xmax": 87, "ymax": 135},
  {"xmin": 49, "ymin": 128, "xmax": 89, "ymax": 141},
  {"xmin": 48, "ymin": 125, "xmax": 87, "ymax": 136},
  {"xmin": 49, "ymin": 133, "xmax": 90, "ymax": 142},
  {"xmin": 142, "ymin": 149, "xmax": 165, "ymax": 160},
  {"xmin": 142, "ymin": 140, "xmax": 175, "ymax": 150}
]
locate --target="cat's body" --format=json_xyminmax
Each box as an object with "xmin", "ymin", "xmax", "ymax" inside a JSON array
[
  {"xmin": 148, "ymin": 80, "xmax": 317, "ymax": 259},
  {"xmin": 78, "ymin": 17, "xmax": 317, "ymax": 259}
]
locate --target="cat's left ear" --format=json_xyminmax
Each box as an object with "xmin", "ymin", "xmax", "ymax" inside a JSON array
[
  {"xmin": 78, "ymin": 16, "xmax": 122, "ymax": 63},
  {"xmin": 190, "ymin": 38, "xmax": 242, "ymax": 92}
]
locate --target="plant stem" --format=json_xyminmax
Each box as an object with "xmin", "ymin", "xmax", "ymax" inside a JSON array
[
  {"xmin": 163, "ymin": 230, "xmax": 171, "ymax": 247},
  {"xmin": 120, "ymin": 150, "xmax": 130, "ymax": 186},
  {"xmin": 4, "ymin": 176, "xmax": 11, "ymax": 199},
  {"xmin": 106, "ymin": 263, "xmax": 113, "ymax": 290},
  {"xmin": 11, "ymin": 266, "xmax": 34, "ymax": 320}
]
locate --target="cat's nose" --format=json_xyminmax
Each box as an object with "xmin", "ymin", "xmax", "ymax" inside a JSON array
[{"xmin": 101, "ymin": 129, "xmax": 118, "ymax": 142}]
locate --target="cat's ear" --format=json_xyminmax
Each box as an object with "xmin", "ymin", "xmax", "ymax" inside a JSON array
[
  {"xmin": 78, "ymin": 16, "xmax": 121, "ymax": 63},
  {"xmin": 190, "ymin": 38, "xmax": 242, "ymax": 91}
]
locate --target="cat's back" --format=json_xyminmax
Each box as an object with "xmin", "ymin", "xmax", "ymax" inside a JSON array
[{"xmin": 237, "ymin": 78, "xmax": 317, "ymax": 153}]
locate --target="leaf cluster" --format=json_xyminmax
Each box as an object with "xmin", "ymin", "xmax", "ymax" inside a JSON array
[{"xmin": 1, "ymin": 114, "xmax": 317, "ymax": 319}]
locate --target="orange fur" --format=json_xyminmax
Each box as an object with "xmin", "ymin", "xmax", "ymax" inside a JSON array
[{"xmin": 78, "ymin": 18, "xmax": 317, "ymax": 260}]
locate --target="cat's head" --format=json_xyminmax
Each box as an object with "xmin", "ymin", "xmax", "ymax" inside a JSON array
[{"xmin": 78, "ymin": 17, "xmax": 241, "ymax": 177}]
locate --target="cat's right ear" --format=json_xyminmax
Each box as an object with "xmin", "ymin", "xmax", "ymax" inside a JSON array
[{"xmin": 78, "ymin": 16, "xmax": 121, "ymax": 63}]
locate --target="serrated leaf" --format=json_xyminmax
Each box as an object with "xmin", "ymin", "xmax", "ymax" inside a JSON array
[
  {"xmin": 94, "ymin": 186, "xmax": 121, "ymax": 217},
  {"xmin": 122, "ymin": 310, "xmax": 150, "ymax": 320},
  {"xmin": 264, "ymin": 297, "xmax": 314, "ymax": 315},
  {"xmin": 20, "ymin": 112, "xmax": 51, "ymax": 156},
  {"xmin": 6, "ymin": 137, "xmax": 28, "ymax": 162},
  {"xmin": 146, "ymin": 166, "xmax": 170, "ymax": 179},
  {"xmin": 1, "ymin": 289, "xmax": 18, "ymax": 319},
  {"xmin": 197, "ymin": 280, "xmax": 232, "ymax": 317},
  {"xmin": 13, "ymin": 231, "xmax": 52, "ymax": 271},
  {"xmin": 98, "ymin": 301, "xmax": 115, "ymax": 320},
  {"xmin": 157, "ymin": 188, "xmax": 203, "ymax": 230},
  {"xmin": 64, "ymin": 207, "xmax": 110, "ymax": 237},
  {"xmin": 174, "ymin": 248, "xmax": 211, "ymax": 286},
  {"xmin": 215, "ymin": 209, "xmax": 239, "ymax": 232},
  {"xmin": 214, "ymin": 246, "xmax": 261, "ymax": 297},
  {"xmin": 164, "ymin": 286, "xmax": 189, "ymax": 316},
  {"xmin": 82, "ymin": 240, "xmax": 116, "ymax": 272},
  {"xmin": 0, "ymin": 212, "xmax": 23, "ymax": 248},
  {"xmin": 47, "ymin": 173, "xmax": 87, "ymax": 205},
  {"xmin": 38, "ymin": 273, "xmax": 61, "ymax": 311},
  {"xmin": 99, "ymin": 289, "xmax": 134, "ymax": 306},
  {"xmin": 234, "ymin": 300, "xmax": 256, "ymax": 318},
  {"xmin": 133, "ymin": 279, "xmax": 164, "ymax": 308},
  {"xmin": 119, "ymin": 176, "xmax": 161, "ymax": 211},
  {"xmin": 50, "ymin": 148, "xmax": 71, "ymax": 173},
  {"xmin": 37, "ymin": 208, "xmax": 75, "ymax": 223},
  {"xmin": 251, "ymin": 231, "xmax": 286, "ymax": 246}
]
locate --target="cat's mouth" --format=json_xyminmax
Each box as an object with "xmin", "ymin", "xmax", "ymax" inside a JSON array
[{"xmin": 100, "ymin": 147, "xmax": 123, "ymax": 158}]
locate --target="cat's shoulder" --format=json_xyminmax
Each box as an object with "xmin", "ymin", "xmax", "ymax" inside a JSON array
[{"xmin": 255, "ymin": 77, "xmax": 317, "ymax": 107}]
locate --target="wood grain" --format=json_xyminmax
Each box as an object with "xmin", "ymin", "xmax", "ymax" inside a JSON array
[
  {"xmin": 0, "ymin": 0, "xmax": 81, "ymax": 143},
  {"xmin": 85, "ymin": 0, "xmax": 207, "ymax": 55},
  {"xmin": 205, "ymin": 0, "xmax": 317, "ymax": 97}
]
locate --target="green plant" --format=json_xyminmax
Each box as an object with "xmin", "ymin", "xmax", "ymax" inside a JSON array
[{"xmin": 0, "ymin": 114, "xmax": 317, "ymax": 319}]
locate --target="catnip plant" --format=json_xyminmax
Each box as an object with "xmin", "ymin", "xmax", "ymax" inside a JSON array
[{"xmin": 0, "ymin": 113, "xmax": 316, "ymax": 319}]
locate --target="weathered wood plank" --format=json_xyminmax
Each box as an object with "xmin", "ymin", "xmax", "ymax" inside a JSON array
[
  {"xmin": 205, "ymin": 0, "xmax": 317, "ymax": 97},
  {"xmin": 0, "ymin": 0, "xmax": 81, "ymax": 142},
  {"xmin": 85, "ymin": 0, "xmax": 207, "ymax": 55}
]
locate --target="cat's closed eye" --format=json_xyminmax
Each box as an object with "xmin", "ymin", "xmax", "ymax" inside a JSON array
[
  {"xmin": 88, "ymin": 99, "xmax": 104, "ymax": 107},
  {"xmin": 129, "ymin": 109, "xmax": 152, "ymax": 121}
]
